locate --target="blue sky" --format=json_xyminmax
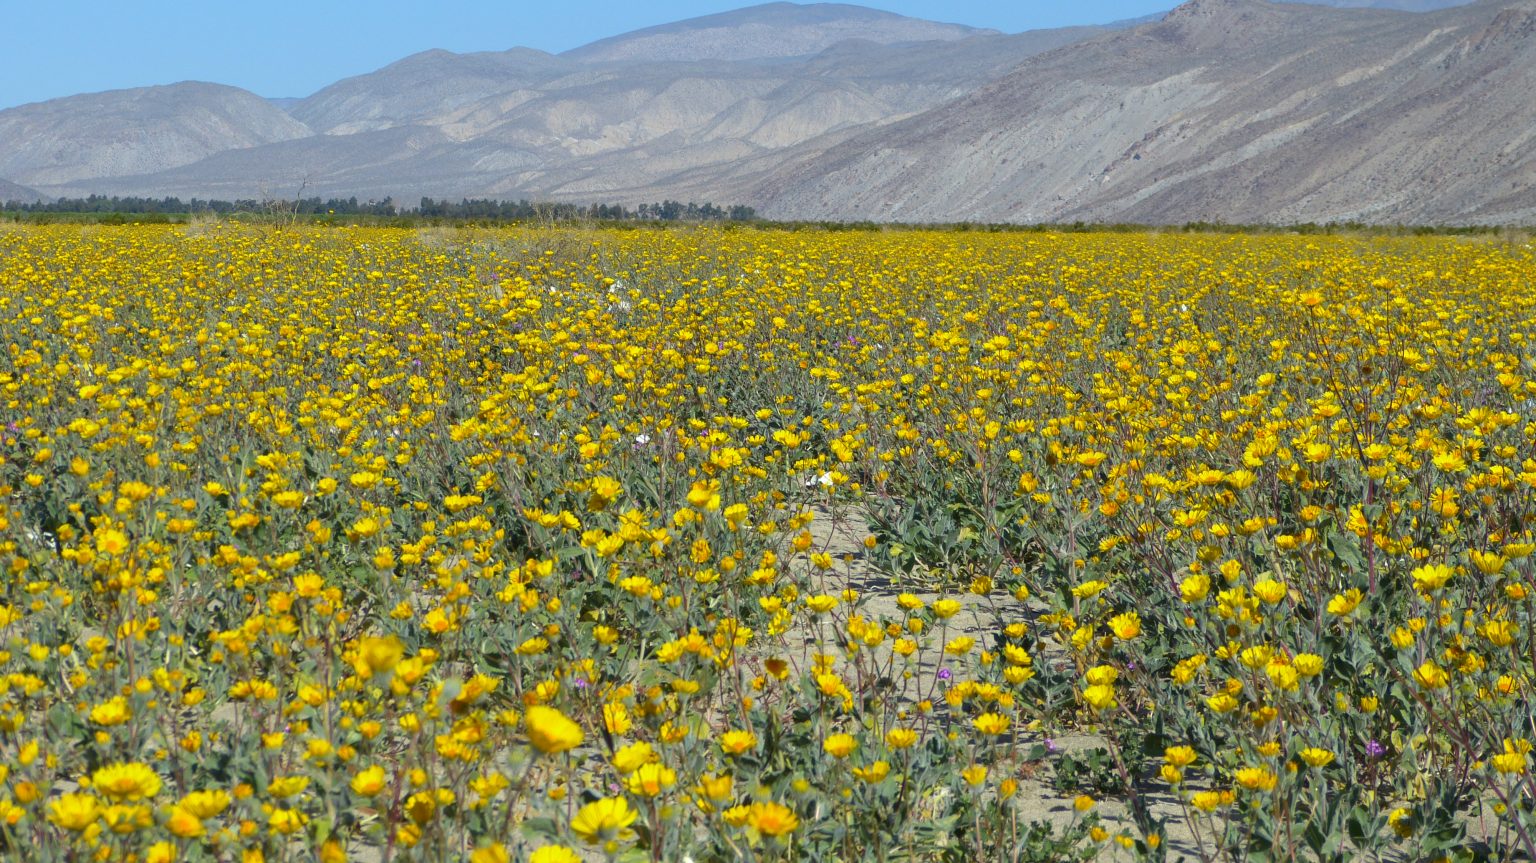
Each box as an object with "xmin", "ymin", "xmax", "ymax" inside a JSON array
[{"xmin": 0, "ymin": 1, "xmax": 1173, "ymax": 109}]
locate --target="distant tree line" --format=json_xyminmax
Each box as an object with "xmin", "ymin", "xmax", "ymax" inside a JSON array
[
  {"xmin": 0, "ymin": 194, "xmax": 756, "ymax": 222},
  {"xmin": 415, "ymin": 198, "xmax": 754, "ymax": 222},
  {"xmin": 7, "ymin": 196, "xmax": 1511, "ymax": 236}
]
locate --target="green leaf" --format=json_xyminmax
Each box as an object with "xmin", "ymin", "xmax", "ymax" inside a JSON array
[{"xmin": 520, "ymin": 816, "xmax": 561, "ymax": 841}]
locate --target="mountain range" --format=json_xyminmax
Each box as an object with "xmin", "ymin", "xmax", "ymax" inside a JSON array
[{"xmin": 3, "ymin": 0, "xmax": 1530, "ymax": 225}]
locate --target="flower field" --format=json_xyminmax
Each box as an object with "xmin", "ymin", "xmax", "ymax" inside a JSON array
[{"xmin": 1, "ymin": 223, "xmax": 1534, "ymax": 862}]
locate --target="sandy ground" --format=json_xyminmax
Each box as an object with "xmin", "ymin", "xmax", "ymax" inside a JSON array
[{"xmin": 795, "ymin": 503, "xmax": 1210, "ymax": 860}]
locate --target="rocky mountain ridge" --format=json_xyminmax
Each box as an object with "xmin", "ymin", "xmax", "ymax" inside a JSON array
[
  {"xmin": 2, "ymin": 0, "xmax": 1528, "ymax": 224},
  {"xmin": 749, "ymin": 0, "xmax": 1536, "ymax": 224},
  {"xmin": 0, "ymin": 82, "xmax": 311, "ymax": 189}
]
